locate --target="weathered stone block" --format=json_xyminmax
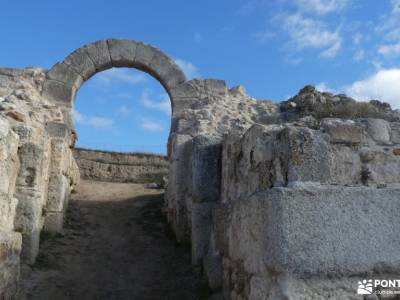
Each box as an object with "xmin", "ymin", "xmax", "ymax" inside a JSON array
[
  {"xmin": 280, "ymin": 127, "xmax": 332, "ymax": 184},
  {"xmin": 0, "ymin": 231, "xmax": 22, "ymax": 297},
  {"xmin": 360, "ymin": 149, "xmax": 400, "ymax": 184},
  {"xmin": 0, "ymin": 194, "xmax": 18, "ymax": 231},
  {"xmin": 0, "ymin": 232, "xmax": 22, "ymax": 263},
  {"xmin": 363, "ymin": 118, "xmax": 391, "ymax": 144},
  {"xmin": 42, "ymin": 79, "xmax": 75, "ymax": 106},
  {"xmin": 231, "ymin": 186, "xmax": 400, "ymax": 276},
  {"xmin": 14, "ymin": 137, "xmax": 50, "ymax": 264},
  {"xmin": 83, "ymin": 40, "xmax": 112, "ymax": 72},
  {"xmin": 0, "ymin": 116, "xmax": 19, "ymax": 197},
  {"xmin": 203, "ymin": 244, "xmax": 223, "ymax": 291},
  {"xmin": 169, "ymin": 81, "xmax": 198, "ymax": 101},
  {"xmin": 391, "ymin": 122, "xmax": 400, "ymax": 144},
  {"xmin": 43, "ymin": 212, "xmax": 64, "ymax": 234},
  {"xmin": 165, "ymin": 134, "xmax": 193, "ymax": 242},
  {"xmin": 191, "ymin": 135, "xmax": 222, "ymax": 203},
  {"xmin": 204, "ymin": 79, "xmax": 228, "ymax": 96},
  {"xmin": 63, "ymin": 47, "xmax": 96, "ymax": 80},
  {"xmin": 46, "ymin": 175, "xmax": 69, "ymax": 212},
  {"xmin": 212, "ymin": 204, "xmax": 230, "ymax": 254},
  {"xmin": 49, "ymin": 138, "xmax": 67, "ymax": 176},
  {"xmin": 13, "ymin": 187, "xmax": 43, "ymax": 265},
  {"xmin": 107, "ymin": 39, "xmax": 137, "ymax": 67},
  {"xmin": 15, "ymin": 142, "xmax": 45, "ymax": 189},
  {"xmin": 45, "ymin": 122, "xmax": 69, "ymax": 139},
  {"xmin": 19, "ymin": 227, "xmax": 40, "ymax": 264},
  {"xmin": 46, "ymin": 62, "xmax": 83, "ymax": 89},
  {"xmin": 134, "ymin": 42, "xmax": 159, "ymax": 72},
  {"xmin": 191, "ymin": 202, "xmax": 218, "ymax": 265},
  {"xmin": 149, "ymin": 54, "xmax": 186, "ymax": 91},
  {"xmin": 321, "ymin": 118, "xmax": 362, "ymax": 144}
]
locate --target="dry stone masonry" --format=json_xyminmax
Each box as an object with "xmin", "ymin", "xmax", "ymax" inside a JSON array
[
  {"xmin": 73, "ymin": 148, "xmax": 168, "ymax": 183},
  {"xmin": 1, "ymin": 39, "xmax": 400, "ymax": 299}
]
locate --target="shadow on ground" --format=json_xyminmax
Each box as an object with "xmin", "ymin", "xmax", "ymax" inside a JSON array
[{"xmin": 20, "ymin": 181, "xmax": 208, "ymax": 300}]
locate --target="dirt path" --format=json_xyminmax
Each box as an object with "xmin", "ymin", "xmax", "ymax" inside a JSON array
[{"xmin": 20, "ymin": 180, "xmax": 203, "ymax": 300}]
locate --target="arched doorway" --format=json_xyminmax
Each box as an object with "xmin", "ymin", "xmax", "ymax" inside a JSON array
[
  {"xmin": 23, "ymin": 39, "xmax": 202, "ymax": 299},
  {"xmin": 41, "ymin": 39, "xmax": 187, "ymax": 130}
]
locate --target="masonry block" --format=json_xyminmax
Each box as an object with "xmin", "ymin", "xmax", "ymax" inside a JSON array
[
  {"xmin": 230, "ymin": 185, "xmax": 400, "ymax": 277},
  {"xmin": 46, "ymin": 62, "xmax": 83, "ymax": 89},
  {"xmin": 0, "ymin": 231, "xmax": 22, "ymax": 297},
  {"xmin": 107, "ymin": 39, "xmax": 137, "ymax": 67},
  {"xmin": 43, "ymin": 212, "xmax": 64, "ymax": 234},
  {"xmin": 191, "ymin": 135, "xmax": 222, "ymax": 203},
  {"xmin": 42, "ymin": 79, "xmax": 75, "ymax": 106},
  {"xmin": 45, "ymin": 122, "xmax": 69, "ymax": 139},
  {"xmin": 191, "ymin": 202, "xmax": 219, "ymax": 265},
  {"xmin": 46, "ymin": 175, "xmax": 69, "ymax": 212},
  {"xmin": 83, "ymin": 40, "xmax": 112, "ymax": 72},
  {"xmin": 63, "ymin": 47, "xmax": 96, "ymax": 80}
]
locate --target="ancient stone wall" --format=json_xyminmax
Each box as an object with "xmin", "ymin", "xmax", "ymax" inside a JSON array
[
  {"xmin": 0, "ymin": 68, "xmax": 79, "ymax": 299},
  {"xmin": 1, "ymin": 39, "xmax": 400, "ymax": 299},
  {"xmin": 73, "ymin": 148, "xmax": 168, "ymax": 183}
]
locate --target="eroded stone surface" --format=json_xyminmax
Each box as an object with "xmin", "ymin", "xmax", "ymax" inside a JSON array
[{"xmin": 1, "ymin": 39, "xmax": 400, "ymax": 299}]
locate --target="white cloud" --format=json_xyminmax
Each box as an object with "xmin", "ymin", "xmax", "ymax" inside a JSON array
[
  {"xmin": 281, "ymin": 13, "xmax": 342, "ymax": 58},
  {"xmin": 378, "ymin": 43, "xmax": 400, "ymax": 57},
  {"xmin": 140, "ymin": 118, "xmax": 164, "ymax": 132},
  {"xmin": 315, "ymin": 82, "xmax": 335, "ymax": 93},
  {"xmin": 174, "ymin": 58, "xmax": 200, "ymax": 79},
  {"xmin": 294, "ymin": 0, "xmax": 348, "ymax": 15},
  {"xmin": 140, "ymin": 90, "xmax": 171, "ymax": 115},
  {"xmin": 95, "ymin": 68, "xmax": 147, "ymax": 87},
  {"xmin": 74, "ymin": 110, "xmax": 114, "ymax": 128},
  {"xmin": 344, "ymin": 68, "xmax": 400, "ymax": 109}
]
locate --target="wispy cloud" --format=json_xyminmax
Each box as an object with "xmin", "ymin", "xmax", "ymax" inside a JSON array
[
  {"xmin": 352, "ymin": 33, "xmax": 363, "ymax": 45},
  {"xmin": 117, "ymin": 105, "xmax": 131, "ymax": 116},
  {"xmin": 94, "ymin": 68, "xmax": 147, "ymax": 87},
  {"xmin": 294, "ymin": 0, "xmax": 348, "ymax": 15},
  {"xmin": 378, "ymin": 43, "xmax": 400, "ymax": 58},
  {"xmin": 74, "ymin": 110, "xmax": 114, "ymax": 128},
  {"xmin": 279, "ymin": 13, "xmax": 342, "ymax": 58},
  {"xmin": 236, "ymin": 0, "xmax": 267, "ymax": 15},
  {"xmin": 174, "ymin": 58, "xmax": 200, "ymax": 79},
  {"xmin": 140, "ymin": 118, "xmax": 164, "ymax": 132},
  {"xmin": 376, "ymin": 0, "xmax": 400, "ymax": 42},
  {"xmin": 353, "ymin": 49, "xmax": 365, "ymax": 61},
  {"xmin": 140, "ymin": 90, "xmax": 171, "ymax": 115}
]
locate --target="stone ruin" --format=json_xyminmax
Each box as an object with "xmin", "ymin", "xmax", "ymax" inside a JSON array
[
  {"xmin": 1, "ymin": 39, "xmax": 400, "ymax": 299},
  {"xmin": 72, "ymin": 148, "xmax": 168, "ymax": 184}
]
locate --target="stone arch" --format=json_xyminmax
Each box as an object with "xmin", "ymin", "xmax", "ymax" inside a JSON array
[{"xmin": 42, "ymin": 39, "xmax": 187, "ymax": 111}]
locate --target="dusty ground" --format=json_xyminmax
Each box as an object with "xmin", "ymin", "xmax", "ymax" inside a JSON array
[{"xmin": 20, "ymin": 180, "xmax": 204, "ymax": 300}]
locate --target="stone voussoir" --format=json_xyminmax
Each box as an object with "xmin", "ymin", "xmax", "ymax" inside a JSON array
[
  {"xmin": 107, "ymin": 38, "xmax": 138, "ymax": 67},
  {"xmin": 46, "ymin": 62, "xmax": 83, "ymax": 89},
  {"xmin": 82, "ymin": 40, "xmax": 112, "ymax": 72},
  {"xmin": 63, "ymin": 47, "xmax": 97, "ymax": 80}
]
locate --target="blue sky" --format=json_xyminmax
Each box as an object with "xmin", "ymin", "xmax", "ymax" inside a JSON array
[{"xmin": 1, "ymin": 0, "xmax": 399, "ymax": 153}]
